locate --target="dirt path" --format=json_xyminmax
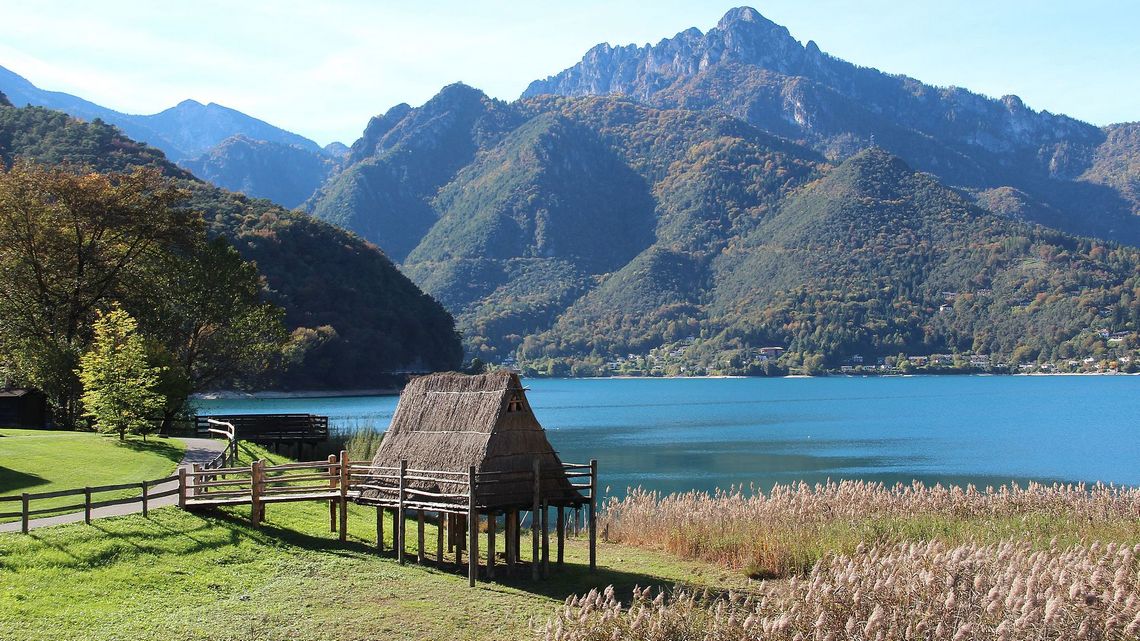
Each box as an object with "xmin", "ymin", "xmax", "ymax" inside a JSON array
[{"xmin": 0, "ymin": 437, "xmax": 226, "ymax": 533}]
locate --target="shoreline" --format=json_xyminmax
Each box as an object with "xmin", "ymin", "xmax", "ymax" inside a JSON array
[{"xmin": 194, "ymin": 388, "xmax": 401, "ymax": 400}]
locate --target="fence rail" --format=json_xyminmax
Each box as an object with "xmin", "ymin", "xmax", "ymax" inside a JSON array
[{"xmin": 0, "ymin": 473, "xmax": 180, "ymax": 532}]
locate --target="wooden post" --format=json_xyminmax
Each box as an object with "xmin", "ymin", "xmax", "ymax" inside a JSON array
[
  {"xmin": 191, "ymin": 464, "xmax": 201, "ymax": 497},
  {"xmin": 251, "ymin": 460, "xmax": 263, "ymax": 527},
  {"xmin": 487, "ymin": 511, "xmax": 496, "ymax": 580},
  {"xmin": 455, "ymin": 514, "xmax": 463, "ymax": 567},
  {"xmin": 468, "ymin": 465, "xmax": 478, "ymax": 587},
  {"xmin": 417, "ymin": 510, "xmax": 426, "ymax": 564},
  {"xmin": 84, "ymin": 487, "xmax": 92, "ymax": 524},
  {"xmin": 391, "ymin": 508, "xmax": 401, "ymax": 553},
  {"xmin": 327, "ymin": 454, "xmax": 337, "ymax": 533},
  {"xmin": 589, "ymin": 459, "xmax": 597, "ymax": 572},
  {"xmin": 532, "ymin": 458, "xmax": 540, "ymax": 581},
  {"xmin": 514, "ymin": 511, "xmax": 522, "ymax": 569},
  {"xmin": 141, "ymin": 481, "xmax": 149, "ymax": 518},
  {"xmin": 376, "ymin": 505, "xmax": 384, "ymax": 552},
  {"xmin": 397, "ymin": 460, "xmax": 407, "ymax": 565},
  {"xmin": 21, "ymin": 493, "xmax": 29, "ymax": 533},
  {"xmin": 505, "ymin": 510, "xmax": 516, "ymax": 569},
  {"xmin": 338, "ymin": 450, "xmax": 348, "ymax": 543},
  {"xmin": 557, "ymin": 505, "xmax": 565, "ymax": 567},
  {"xmin": 541, "ymin": 500, "xmax": 549, "ymax": 578},
  {"xmin": 436, "ymin": 512, "xmax": 444, "ymax": 564},
  {"xmin": 178, "ymin": 468, "xmax": 187, "ymax": 509}
]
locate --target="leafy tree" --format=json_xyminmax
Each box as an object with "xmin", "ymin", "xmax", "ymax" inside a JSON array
[
  {"xmin": 0, "ymin": 162, "xmax": 191, "ymax": 425},
  {"xmin": 77, "ymin": 308, "xmax": 165, "ymax": 441}
]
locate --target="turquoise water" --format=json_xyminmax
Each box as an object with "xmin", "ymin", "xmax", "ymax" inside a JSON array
[{"xmin": 196, "ymin": 376, "xmax": 1140, "ymax": 497}]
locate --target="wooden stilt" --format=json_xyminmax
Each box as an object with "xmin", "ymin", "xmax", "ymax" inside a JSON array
[
  {"xmin": 589, "ymin": 459, "xmax": 597, "ymax": 572},
  {"xmin": 376, "ymin": 505, "xmax": 384, "ymax": 552},
  {"xmin": 532, "ymin": 458, "xmax": 540, "ymax": 581},
  {"xmin": 468, "ymin": 465, "xmax": 478, "ymax": 587},
  {"xmin": 397, "ymin": 460, "xmax": 407, "ymax": 565},
  {"xmin": 417, "ymin": 510, "xmax": 426, "ymax": 564},
  {"xmin": 506, "ymin": 510, "xmax": 517, "ymax": 570},
  {"xmin": 541, "ymin": 500, "xmax": 549, "ymax": 578},
  {"xmin": 557, "ymin": 505, "xmax": 565, "ymax": 567},
  {"xmin": 338, "ymin": 450, "xmax": 348, "ymax": 543},
  {"xmin": 436, "ymin": 512, "xmax": 444, "ymax": 564},
  {"xmin": 455, "ymin": 514, "xmax": 464, "ymax": 567},
  {"xmin": 327, "ymin": 454, "xmax": 337, "ymax": 533},
  {"xmin": 487, "ymin": 511, "xmax": 496, "ymax": 580}
]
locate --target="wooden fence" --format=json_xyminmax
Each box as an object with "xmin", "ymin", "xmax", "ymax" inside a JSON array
[{"xmin": 0, "ymin": 473, "xmax": 181, "ymax": 533}]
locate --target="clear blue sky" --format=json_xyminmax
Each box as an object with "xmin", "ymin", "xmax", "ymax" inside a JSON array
[{"xmin": 2, "ymin": 1, "xmax": 1136, "ymax": 145}]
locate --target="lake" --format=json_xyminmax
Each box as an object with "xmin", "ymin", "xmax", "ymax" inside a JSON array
[{"xmin": 196, "ymin": 376, "xmax": 1140, "ymax": 498}]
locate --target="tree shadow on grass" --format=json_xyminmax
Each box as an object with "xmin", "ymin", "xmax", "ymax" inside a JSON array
[
  {"xmin": 117, "ymin": 438, "xmax": 186, "ymax": 465},
  {"xmin": 0, "ymin": 466, "xmax": 49, "ymax": 494}
]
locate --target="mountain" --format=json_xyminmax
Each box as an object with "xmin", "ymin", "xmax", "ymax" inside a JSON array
[
  {"xmin": 314, "ymin": 80, "xmax": 1140, "ymax": 374},
  {"xmin": 0, "ymin": 65, "xmax": 337, "ymax": 207},
  {"xmin": 524, "ymin": 7, "xmax": 1140, "ymax": 247},
  {"xmin": 0, "ymin": 101, "xmax": 463, "ymax": 388},
  {"xmin": 0, "ymin": 65, "xmax": 322, "ymax": 161},
  {"xmin": 181, "ymin": 135, "xmax": 335, "ymax": 209}
]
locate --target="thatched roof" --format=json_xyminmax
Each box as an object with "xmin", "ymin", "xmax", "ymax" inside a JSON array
[{"xmin": 362, "ymin": 371, "xmax": 584, "ymax": 510}]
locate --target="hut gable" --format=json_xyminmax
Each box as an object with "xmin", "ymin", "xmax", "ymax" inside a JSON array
[{"xmin": 366, "ymin": 371, "xmax": 581, "ymax": 509}]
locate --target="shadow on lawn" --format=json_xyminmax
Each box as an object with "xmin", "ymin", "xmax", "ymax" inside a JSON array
[
  {"xmin": 117, "ymin": 438, "xmax": 186, "ymax": 464},
  {"xmin": 0, "ymin": 466, "xmax": 49, "ymax": 494}
]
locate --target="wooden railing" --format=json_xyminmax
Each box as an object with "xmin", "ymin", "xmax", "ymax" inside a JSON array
[{"xmin": 0, "ymin": 473, "xmax": 181, "ymax": 533}]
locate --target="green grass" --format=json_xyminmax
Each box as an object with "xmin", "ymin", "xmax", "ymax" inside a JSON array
[
  {"xmin": 0, "ymin": 429, "xmax": 186, "ymax": 520},
  {"xmin": 0, "ymin": 442, "xmax": 749, "ymax": 640}
]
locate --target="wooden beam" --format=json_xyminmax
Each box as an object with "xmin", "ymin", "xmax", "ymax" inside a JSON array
[
  {"xmin": 327, "ymin": 454, "xmax": 337, "ymax": 533},
  {"xmin": 436, "ymin": 512, "xmax": 444, "ymax": 564},
  {"xmin": 376, "ymin": 505, "xmax": 384, "ymax": 552}
]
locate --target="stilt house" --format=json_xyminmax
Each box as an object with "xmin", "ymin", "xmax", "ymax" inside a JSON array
[{"xmin": 358, "ymin": 371, "xmax": 597, "ymax": 583}]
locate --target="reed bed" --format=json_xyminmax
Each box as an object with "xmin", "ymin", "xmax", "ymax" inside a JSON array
[
  {"xmin": 601, "ymin": 481, "xmax": 1140, "ymax": 578},
  {"xmin": 545, "ymin": 540, "xmax": 1140, "ymax": 641}
]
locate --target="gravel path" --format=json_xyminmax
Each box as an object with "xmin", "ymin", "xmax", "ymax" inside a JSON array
[{"xmin": 0, "ymin": 437, "xmax": 227, "ymax": 533}]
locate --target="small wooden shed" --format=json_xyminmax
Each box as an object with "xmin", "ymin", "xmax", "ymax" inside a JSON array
[
  {"xmin": 0, "ymin": 388, "xmax": 47, "ymax": 428},
  {"xmin": 357, "ymin": 371, "xmax": 596, "ymax": 584}
]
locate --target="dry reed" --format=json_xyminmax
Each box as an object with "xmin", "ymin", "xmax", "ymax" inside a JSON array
[
  {"xmin": 545, "ymin": 540, "xmax": 1140, "ymax": 641},
  {"xmin": 600, "ymin": 481, "xmax": 1140, "ymax": 578}
]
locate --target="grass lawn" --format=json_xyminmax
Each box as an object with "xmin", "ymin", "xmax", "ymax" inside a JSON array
[
  {"xmin": 0, "ymin": 429, "xmax": 186, "ymax": 520},
  {"xmin": 0, "ymin": 442, "xmax": 750, "ymax": 640}
]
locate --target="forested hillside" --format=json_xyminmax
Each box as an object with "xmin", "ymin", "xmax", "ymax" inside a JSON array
[{"xmin": 0, "ymin": 100, "xmax": 463, "ymax": 389}]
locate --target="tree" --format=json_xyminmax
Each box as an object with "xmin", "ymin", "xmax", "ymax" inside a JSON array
[
  {"xmin": 0, "ymin": 162, "xmax": 192, "ymax": 426},
  {"xmin": 132, "ymin": 237, "xmax": 287, "ymax": 424},
  {"xmin": 77, "ymin": 308, "xmax": 165, "ymax": 441}
]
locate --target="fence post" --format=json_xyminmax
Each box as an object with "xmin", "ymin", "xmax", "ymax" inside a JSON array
[
  {"xmin": 589, "ymin": 459, "xmax": 598, "ymax": 573},
  {"xmin": 376, "ymin": 505, "xmax": 384, "ymax": 552},
  {"xmin": 191, "ymin": 464, "xmax": 200, "ymax": 497},
  {"xmin": 21, "ymin": 493, "xmax": 29, "ymax": 533},
  {"xmin": 141, "ymin": 480, "xmax": 149, "ymax": 518},
  {"xmin": 327, "ymin": 454, "xmax": 337, "ymax": 533},
  {"xmin": 338, "ymin": 450, "xmax": 348, "ymax": 543},
  {"xmin": 397, "ymin": 460, "xmax": 407, "ymax": 565},
  {"xmin": 417, "ymin": 510, "xmax": 426, "ymax": 564},
  {"xmin": 532, "ymin": 458, "xmax": 540, "ymax": 581},
  {"xmin": 468, "ymin": 465, "xmax": 477, "ymax": 587},
  {"xmin": 178, "ymin": 468, "xmax": 187, "ymax": 509},
  {"xmin": 84, "ymin": 487, "xmax": 92, "ymax": 524},
  {"xmin": 251, "ymin": 460, "xmax": 263, "ymax": 527}
]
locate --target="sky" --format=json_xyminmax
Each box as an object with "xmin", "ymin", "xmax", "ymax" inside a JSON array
[{"xmin": 2, "ymin": 1, "xmax": 1137, "ymax": 146}]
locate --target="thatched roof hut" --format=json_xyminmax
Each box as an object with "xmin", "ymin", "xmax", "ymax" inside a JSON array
[{"xmin": 362, "ymin": 371, "xmax": 584, "ymax": 510}]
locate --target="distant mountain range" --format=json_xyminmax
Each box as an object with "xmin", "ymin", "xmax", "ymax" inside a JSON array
[
  {"xmin": 0, "ymin": 65, "xmax": 336, "ymax": 207},
  {"xmin": 3, "ymin": 7, "xmax": 1139, "ymax": 374}
]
